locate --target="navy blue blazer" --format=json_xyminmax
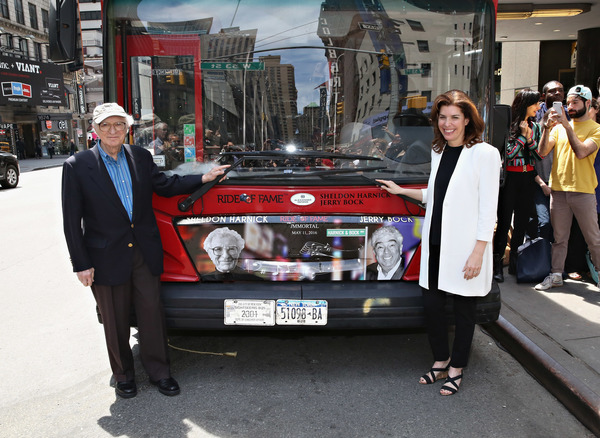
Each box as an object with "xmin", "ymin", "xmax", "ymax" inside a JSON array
[{"xmin": 62, "ymin": 144, "xmax": 205, "ymax": 285}]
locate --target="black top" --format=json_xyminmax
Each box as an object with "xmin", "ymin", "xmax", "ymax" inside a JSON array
[{"xmin": 429, "ymin": 145, "xmax": 463, "ymax": 245}]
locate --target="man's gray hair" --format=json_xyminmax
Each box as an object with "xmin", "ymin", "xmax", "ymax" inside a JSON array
[
  {"xmin": 203, "ymin": 227, "xmax": 245, "ymax": 251},
  {"xmin": 371, "ymin": 225, "xmax": 403, "ymax": 247}
]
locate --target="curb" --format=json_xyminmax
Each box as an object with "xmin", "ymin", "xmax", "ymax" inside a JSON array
[
  {"xmin": 26, "ymin": 164, "xmax": 64, "ymax": 172},
  {"xmin": 484, "ymin": 316, "xmax": 600, "ymax": 436}
]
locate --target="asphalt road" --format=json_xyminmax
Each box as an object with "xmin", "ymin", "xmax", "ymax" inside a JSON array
[{"xmin": 0, "ymin": 167, "xmax": 592, "ymax": 437}]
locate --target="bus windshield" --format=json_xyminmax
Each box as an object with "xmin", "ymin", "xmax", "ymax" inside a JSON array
[{"xmin": 104, "ymin": 0, "xmax": 494, "ymax": 183}]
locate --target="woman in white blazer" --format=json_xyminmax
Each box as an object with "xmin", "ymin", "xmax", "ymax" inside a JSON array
[{"xmin": 377, "ymin": 90, "xmax": 500, "ymax": 396}]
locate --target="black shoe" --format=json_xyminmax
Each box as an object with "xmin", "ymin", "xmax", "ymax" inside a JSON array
[
  {"xmin": 115, "ymin": 380, "xmax": 137, "ymax": 399},
  {"xmin": 150, "ymin": 377, "xmax": 180, "ymax": 396},
  {"xmin": 493, "ymin": 254, "xmax": 504, "ymax": 283},
  {"xmin": 493, "ymin": 269, "xmax": 504, "ymax": 283}
]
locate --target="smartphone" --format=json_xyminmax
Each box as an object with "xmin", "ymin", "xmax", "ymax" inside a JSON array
[{"xmin": 553, "ymin": 101, "xmax": 563, "ymax": 114}]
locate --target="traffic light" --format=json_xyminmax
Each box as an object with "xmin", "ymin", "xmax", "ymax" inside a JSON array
[
  {"xmin": 407, "ymin": 96, "xmax": 427, "ymax": 110},
  {"xmin": 336, "ymin": 101, "xmax": 344, "ymax": 115},
  {"xmin": 166, "ymin": 74, "xmax": 175, "ymax": 84},
  {"xmin": 178, "ymin": 71, "xmax": 186, "ymax": 86}
]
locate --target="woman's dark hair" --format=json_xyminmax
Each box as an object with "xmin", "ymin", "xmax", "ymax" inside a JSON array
[
  {"xmin": 510, "ymin": 88, "xmax": 541, "ymax": 140},
  {"xmin": 430, "ymin": 90, "xmax": 485, "ymax": 153}
]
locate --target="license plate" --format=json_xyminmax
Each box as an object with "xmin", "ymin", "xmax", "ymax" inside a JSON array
[
  {"xmin": 224, "ymin": 299, "xmax": 276, "ymax": 326},
  {"xmin": 276, "ymin": 300, "xmax": 328, "ymax": 325}
]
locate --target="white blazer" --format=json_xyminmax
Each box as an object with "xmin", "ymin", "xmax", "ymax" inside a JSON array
[{"xmin": 419, "ymin": 142, "xmax": 501, "ymax": 296}]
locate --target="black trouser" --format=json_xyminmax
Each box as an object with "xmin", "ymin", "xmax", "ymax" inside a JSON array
[
  {"xmin": 422, "ymin": 244, "xmax": 477, "ymax": 369},
  {"xmin": 494, "ymin": 170, "xmax": 538, "ymax": 257},
  {"xmin": 91, "ymin": 247, "xmax": 171, "ymax": 383}
]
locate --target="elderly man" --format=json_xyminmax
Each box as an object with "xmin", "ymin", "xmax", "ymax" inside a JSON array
[
  {"xmin": 201, "ymin": 227, "xmax": 261, "ymax": 281},
  {"xmin": 535, "ymin": 86, "xmax": 600, "ymax": 291},
  {"xmin": 62, "ymin": 103, "xmax": 228, "ymax": 398},
  {"xmin": 366, "ymin": 225, "xmax": 404, "ymax": 280},
  {"xmin": 148, "ymin": 122, "xmax": 169, "ymax": 155}
]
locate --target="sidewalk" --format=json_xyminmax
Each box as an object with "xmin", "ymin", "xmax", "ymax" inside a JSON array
[
  {"xmin": 493, "ymin": 270, "xmax": 600, "ymax": 434},
  {"xmin": 19, "ymin": 155, "xmax": 69, "ymax": 172}
]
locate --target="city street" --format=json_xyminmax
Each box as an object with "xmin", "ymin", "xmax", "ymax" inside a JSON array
[{"xmin": 0, "ymin": 166, "xmax": 592, "ymax": 437}]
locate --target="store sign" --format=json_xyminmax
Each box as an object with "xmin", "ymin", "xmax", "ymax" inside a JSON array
[
  {"xmin": 0, "ymin": 55, "xmax": 66, "ymax": 106},
  {"xmin": 41, "ymin": 119, "xmax": 69, "ymax": 132},
  {"xmin": 77, "ymin": 84, "xmax": 86, "ymax": 114}
]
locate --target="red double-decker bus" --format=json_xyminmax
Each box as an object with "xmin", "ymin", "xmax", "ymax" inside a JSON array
[{"xmin": 54, "ymin": 0, "xmax": 506, "ymax": 329}]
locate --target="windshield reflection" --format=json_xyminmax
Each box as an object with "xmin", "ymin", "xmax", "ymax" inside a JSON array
[{"xmin": 114, "ymin": 0, "xmax": 492, "ymax": 179}]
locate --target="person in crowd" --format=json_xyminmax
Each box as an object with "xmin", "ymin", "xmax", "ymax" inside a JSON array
[
  {"xmin": 371, "ymin": 138, "xmax": 387, "ymax": 158},
  {"xmin": 35, "ymin": 139, "xmax": 42, "ymax": 158},
  {"xmin": 535, "ymin": 86, "xmax": 600, "ymax": 291},
  {"xmin": 47, "ymin": 139, "xmax": 55, "ymax": 158},
  {"xmin": 69, "ymin": 139, "xmax": 76, "ymax": 156},
  {"xmin": 568, "ymin": 97, "xmax": 600, "ymax": 283},
  {"xmin": 62, "ymin": 102, "xmax": 229, "ymax": 399},
  {"xmin": 530, "ymin": 81, "xmax": 568, "ymax": 244},
  {"xmin": 16, "ymin": 138, "xmax": 25, "ymax": 159},
  {"xmin": 202, "ymin": 227, "xmax": 261, "ymax": 281},
  {"xmin": 148, "ymin": 122, "xmax": 169, "ymax": 155},
  {"xmin": 536, "ymin": 81, "xmax": 568, "ymax": 123},
  {"xmin": 366, "ymin": 226, "xmax": 404, "ymax": 280},
  {"xmin": 385, "ymin": 133, "xmax": 408, "ymax": 160},
  {"xmin": 493, "ymin": 89, "xmax": 542, "ymax": 282},
  {"xmin": 591, "ymin": 97, "xmax": 600, "ymax": 123},
  {"xmin": 377, "ymin": 90, "xmax": 500, "ymax": 396},
  {"xmin": 532, "ymin": 86, "xmax": 561, "ymax": 241}
]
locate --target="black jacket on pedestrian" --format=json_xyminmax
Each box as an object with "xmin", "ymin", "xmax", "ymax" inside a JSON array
[{"xmin": 62, "ymin": 144, "xmax": 205, "ymax": 285}]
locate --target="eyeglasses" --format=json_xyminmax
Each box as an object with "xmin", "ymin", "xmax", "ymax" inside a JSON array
[
  {"xmin": 98, "ymin": 121, "xmax": 128, "ymax": 133},
  {"xmin": 209, "ymin": 246, "xmax": 239, "ymax": 256}
]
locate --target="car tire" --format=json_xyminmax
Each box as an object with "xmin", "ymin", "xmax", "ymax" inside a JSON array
[{"xmin": 1, "ymin": 165, "xmax": 19, "ymax": 188}]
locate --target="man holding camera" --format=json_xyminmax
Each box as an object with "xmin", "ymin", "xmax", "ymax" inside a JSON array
[{"xmin": 536, "ymin": 85, "xmax": 600, "ymax": 290}]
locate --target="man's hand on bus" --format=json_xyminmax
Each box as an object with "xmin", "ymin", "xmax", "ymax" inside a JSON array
[
  {"xmin": 77, "ymin": 267, "xmax": 95, "ymax": 287},
  {"xmin": 202, "ymin": 165, "xmax": 230, "ymax": 184}
]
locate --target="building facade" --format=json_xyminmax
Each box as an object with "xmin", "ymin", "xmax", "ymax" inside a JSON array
[{"xmin": 0, "ymin": 0, "xmax": 83, "ymax": 156}]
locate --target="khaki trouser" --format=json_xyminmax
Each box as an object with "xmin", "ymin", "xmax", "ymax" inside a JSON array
[{"xmin": 550, "ymin": 190, "xmax": 600, "ymax": 274}]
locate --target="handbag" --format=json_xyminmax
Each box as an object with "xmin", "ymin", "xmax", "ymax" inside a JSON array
[{"xmin": 516, "ymin": 237, "xmax": 551, "ymax": 283}]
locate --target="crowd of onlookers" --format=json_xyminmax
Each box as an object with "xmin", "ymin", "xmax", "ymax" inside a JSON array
[{"xmin": 492, "ymin": 78, "xmax": 600, "ymax": 290}]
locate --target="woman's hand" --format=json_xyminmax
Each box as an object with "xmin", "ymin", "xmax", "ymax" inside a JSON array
[
  {"xmin": 519, "ymin": 120, "xmax": 532, "ymax": 140},
  {"xmin": 463, "ymin": 241, "xmax": 486, "ymax": 280},
  {"xmin": 376, "ymin": 179, "xmax": 424, "ymax": 202},
  {"xmin": 376, "ymin": 179, "xmax": 403, "ymax": 195},
  {"xmin": 519, "ymin": 120, "xmax": 528, "ymax": 136},
  {"xmin": 202, "ymin": 164, "xmax": 230, "ymax": 183}
]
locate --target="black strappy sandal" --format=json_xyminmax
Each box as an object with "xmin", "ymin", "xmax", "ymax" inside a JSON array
[
  {"xmin": 440, "ymin": 373, "xmax": 463, "ymax": 396},
  {"xmin": 419, "ymin": 364, "xmax": 450, "ymax": 385}
]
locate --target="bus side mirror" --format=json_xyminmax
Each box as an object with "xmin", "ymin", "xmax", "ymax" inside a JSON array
[
  {"xmin": 490, "ymin": 104, "xmax": 511, "ymax": 152},
  {"xmin": 49, "ymin": 0, "xmax": 83, "ymax": 69}
]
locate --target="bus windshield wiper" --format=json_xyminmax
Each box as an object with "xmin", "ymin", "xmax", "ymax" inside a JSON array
[
  {"xmin": 232, "ymin": 166, "xmax": 388, "ymax": 179},
  {"xmin": 217, "ymin": 150, "xmax": 382, "ymax": 161},
  {"xmin": 178, "ymin": 156, "xmax": 246, "ymax": 212},
  {"xmin": 178, "ymin": 151, "xmax": 383, "ymax": 211}
]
